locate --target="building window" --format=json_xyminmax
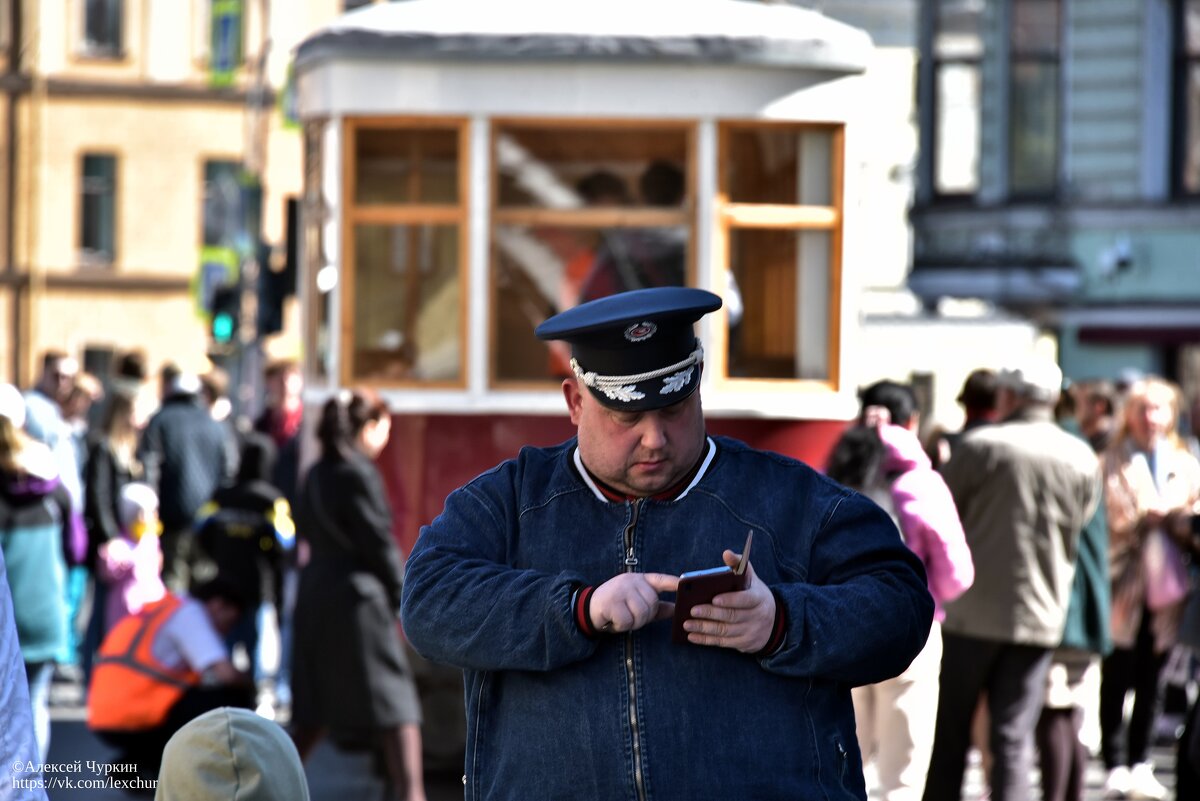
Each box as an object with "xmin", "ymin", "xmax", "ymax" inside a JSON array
[
  {"xmin": 83, "ymin": 0, "xmax": 123, "ymax": 57},
  {"xmin": 932, "ymin": 0, "xmax": 983, "ymax": 196},
  {"xmin": 1175, "ymin": 0, "xmax": 1200, "ymax": 195},
  {"xmin": 344, "ymin": 120, "xmax": 466, "ymax": 386},
  {"xmin": 203, "ymin": 160, "xmax": 244, "ymax": 248},
  {"xmin": 717, "ymin": 123, "xmax": 842, "ymax": 384},
  {"xmin": 490, "ymin": 122, "xmax": 691, "ymax": 385},
  {"xmin": 1008, "ymin": 0, "xmax": 1061, "ymax": 197},
  {"xmin": 80, "ymin": 154, "xmax": 116, "ymax": 264}
]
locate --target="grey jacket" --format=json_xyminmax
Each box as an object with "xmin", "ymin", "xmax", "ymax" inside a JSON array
[{"xmin": 941, "ymin": 406, "xmax": 1101, "ymax": 647}]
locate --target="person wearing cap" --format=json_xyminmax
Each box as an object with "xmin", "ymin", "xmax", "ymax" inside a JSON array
[
  {"xmin": 137, "ymin": 371, "xmax": 237, "ymax": 592},
  {"xmin": 402, "ymin": 287, "xmax": 934, "ymax": 800},
  {"xmin": 923, "ymin": 357, "xmax": 1102, "ymax": 801}
]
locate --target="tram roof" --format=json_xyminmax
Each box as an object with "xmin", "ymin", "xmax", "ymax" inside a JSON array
[{"xmin": 295, "ymin": 0, "xmax": 873, "ymax": 76}]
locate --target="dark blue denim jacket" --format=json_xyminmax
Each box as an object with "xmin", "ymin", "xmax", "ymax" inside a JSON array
[{"xmin": 402, "ymin": 436, "xmax": 933, "ymax": 801}]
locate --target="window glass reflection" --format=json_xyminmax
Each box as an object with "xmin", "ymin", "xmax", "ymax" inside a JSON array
[
  {"xmin": 352, "ymin": 224, "xmax": 461, "ymax": 382},
  {"xmin": 727, "ymin": 228, "xmax": 829, "ymax": 381}
]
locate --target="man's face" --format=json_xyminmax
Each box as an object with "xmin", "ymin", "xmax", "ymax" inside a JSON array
[
  {"xmin": 564, "ymin": 379, "xmax": 706, "ymax": 497},
  {"xmin": 205, "ymin": 598, "xmax": 242, "ymax": 636},
  {"xmin": 44, "ymin": 358, "xmax": 78, "ymax": 404}
]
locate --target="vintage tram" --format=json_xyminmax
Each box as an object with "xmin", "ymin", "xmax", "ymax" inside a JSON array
[{"xmin": 294, "ymin": 0, "xmax": 873, "ymax": 762}]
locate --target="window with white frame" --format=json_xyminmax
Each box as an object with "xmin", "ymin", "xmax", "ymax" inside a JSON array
[
  {"xmin": 1008, "ymin": 0, "xmax": 1061, "ymax": 197},
  {"xmin": 1175, "ymin": 0, "xmax": 1200, "ymax": 195},
  {"xmin": 932, "ymin": 0, "xmax": 983, "ymax": 197}
]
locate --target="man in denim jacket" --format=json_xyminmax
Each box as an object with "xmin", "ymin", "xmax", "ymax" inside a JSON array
[{"xmin": 402, "ymin": 287, "xmax": 934, "ymax": 801}]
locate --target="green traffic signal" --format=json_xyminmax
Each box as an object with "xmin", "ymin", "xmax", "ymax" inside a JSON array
[
  {"xmin": 209, "ymin": 285, "xmax": 240, "ymax": 346},
  {"xmin": 212, "ymin": 311, "xmax": 236, "ymax": 343}
]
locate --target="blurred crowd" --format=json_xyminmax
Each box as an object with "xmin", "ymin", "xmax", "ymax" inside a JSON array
[
  {"xmin": 0, "ymin": 348, "xmax": 430, "ymax": 800},
  {"xmin": 4, "ymin": 341, "xmax": 1200, "ymax": 801},
  {"xmin": 0, "ymin": 350, "xmax": 305, "ymax": 780},
  {"xmin": 831, "ymin": 365, "xmax": 1200, "ymax": 801}
]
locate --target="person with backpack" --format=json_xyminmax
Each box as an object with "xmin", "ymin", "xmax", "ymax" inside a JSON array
[
  {"xmin": 194, "ymin": 432, "xmax": 295, "ymax": 685},
  {"xmin": 826, "ymin": 379, "xmax": 975, "ymax": 801}
]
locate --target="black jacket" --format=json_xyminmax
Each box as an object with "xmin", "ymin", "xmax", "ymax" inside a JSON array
[
  {"xmin": 137, "ymin": 395, "xmax": 236, "ymax": 531},
  {"xmin": 82, "ymin": 438, "xmax": 136, "ymax": 570}
]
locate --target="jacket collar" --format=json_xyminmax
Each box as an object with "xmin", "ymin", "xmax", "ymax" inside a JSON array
[{"xmin": 573, "ymin": 437, "xmax": 717, "ymax": 504}]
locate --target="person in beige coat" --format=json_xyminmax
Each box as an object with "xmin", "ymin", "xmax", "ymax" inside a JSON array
[{"xmin": 1099, "ymin": 376, "xmax": 1200, "ymax": 800}]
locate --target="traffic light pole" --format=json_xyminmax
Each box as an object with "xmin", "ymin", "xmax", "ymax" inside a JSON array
[{"xmin": 230, "ymin": 0, "xmax": 271, "ymax": 424}]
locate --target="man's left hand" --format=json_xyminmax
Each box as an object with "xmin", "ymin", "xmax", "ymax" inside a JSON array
[{"xmin": 681, "ymin": 550, "xmax": 776, "ymax": 653}]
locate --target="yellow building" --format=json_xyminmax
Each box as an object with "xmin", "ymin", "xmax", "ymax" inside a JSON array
[{"xmin": 0, "ymin": 0, "xmax": 360, "ymax": 389}]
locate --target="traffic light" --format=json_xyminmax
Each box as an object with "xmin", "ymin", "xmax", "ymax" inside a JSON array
[{"xmin": 210, "ymin": 285, "xmax": 240, "ymax": 347}]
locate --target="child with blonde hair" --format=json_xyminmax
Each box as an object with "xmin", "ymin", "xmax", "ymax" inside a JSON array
[{"xmin": 97, "ymin": 482, "xmax": 166, "ymax": 631}]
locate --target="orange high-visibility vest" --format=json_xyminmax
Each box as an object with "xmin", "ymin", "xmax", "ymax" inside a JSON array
[{"xmin": 87, "ymin": 594, "xmax": 201, "ymax": 731}]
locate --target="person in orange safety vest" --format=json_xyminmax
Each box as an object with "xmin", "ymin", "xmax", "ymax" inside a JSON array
[{"xmin": 87, "ymin": 576, "xmax": 253, "ymax": 780}]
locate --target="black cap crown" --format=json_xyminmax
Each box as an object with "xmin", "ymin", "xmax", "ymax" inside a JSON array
[{"xmin": 535, "ymin": 287, "xmax": 722, "ymax": 411}]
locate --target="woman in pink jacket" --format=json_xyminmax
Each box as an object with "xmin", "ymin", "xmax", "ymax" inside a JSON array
[{"xmin": 828, "ymin": 380, "xmax": 975, "ymax": 801}]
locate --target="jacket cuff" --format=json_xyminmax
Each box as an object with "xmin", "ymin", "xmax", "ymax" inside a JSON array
[
  {"xmin": 753, "ymin": 589, "xmax": 787, "ymax": 658},
  {"xmin": 572, "ymin": 585, "xmax": 599, "ymax": 638}
]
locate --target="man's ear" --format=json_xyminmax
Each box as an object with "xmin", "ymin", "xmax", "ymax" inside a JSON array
[{"xmin": 563, "ymin": 379, "xmax": 584, "ymax": 426}]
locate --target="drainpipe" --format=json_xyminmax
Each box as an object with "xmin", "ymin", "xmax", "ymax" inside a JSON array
[{"xmin": 5, "ymin": 0, "xmax": 19, "ymax": 382}]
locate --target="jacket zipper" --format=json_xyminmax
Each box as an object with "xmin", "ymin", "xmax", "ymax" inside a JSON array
[{"xmin": 623, "ymin": 499, "xmax": 648, "ymax": 801}]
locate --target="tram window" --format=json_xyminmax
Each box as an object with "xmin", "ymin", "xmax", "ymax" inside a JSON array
[
  {"xmin": 494, "ymin": 126, "xmax": 688, "ymax": 209},
  {"xmin": 355, "ymin": 128, "xmax": 459, "ymax": 205},
  {"xmin": 351, "ymin": 224, "xmax": 461, "ymax": 383},
  {"xmin": 719, "ymin": 123, "xmax": 841, "ymax": 386},
  {"xmin": 492, "ymin": 223, "xmax": 690, "ymax": 382},
  {"xmin": 726, "ymin": 127, "xmax": 833, "ymax": 206},
  {"xmin": 490, "ymin": 122, "xmax": 693, "ymax": 387},
  {"xmin": 727, "ymin": 229, "xmax": 830, "ymax": 381}
]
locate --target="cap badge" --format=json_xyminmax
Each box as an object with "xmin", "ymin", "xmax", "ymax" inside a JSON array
[{"xmin": 623, "ymin": 321, "xmax": 657, "ymax": 343}]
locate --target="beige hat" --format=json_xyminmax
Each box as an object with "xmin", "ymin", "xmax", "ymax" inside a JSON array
[
  {"xmin": 997, "ymin": 357, "xmax": 1063, "ymax": 404},
  {"xmin": 156, "ymin": 707, "xmax": 309, "ymax": 801}
]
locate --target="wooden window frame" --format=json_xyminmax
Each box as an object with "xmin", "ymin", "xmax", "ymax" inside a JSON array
[
  {"xmin": 487, "ymin": 116, "xmax": 697, "ymax": 392},
  {"xmin": 339, "ymin": 116, "xmax": 471, "ymax": 391},
  {"xmin": 712, "ymin": 120, "xmax": 844, "ymax": 395}
]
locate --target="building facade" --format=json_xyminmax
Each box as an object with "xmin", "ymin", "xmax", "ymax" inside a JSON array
[
  {"xmin": 909, "ymin": 0, "xmax": 1200, "ymax": 399},
  {"xmin": 0, "ymin": 0, "xmax": 367, "ymax": 392}
]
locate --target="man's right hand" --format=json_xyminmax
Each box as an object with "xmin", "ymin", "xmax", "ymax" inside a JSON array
[{"xmin": 589, "ymin": 573, "xmax": 678, "ymax": 633}]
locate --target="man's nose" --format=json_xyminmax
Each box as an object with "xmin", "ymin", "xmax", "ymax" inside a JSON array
[{"xmin": 638, "ymin": 415, "xmax": 668, "ymax": 450}]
